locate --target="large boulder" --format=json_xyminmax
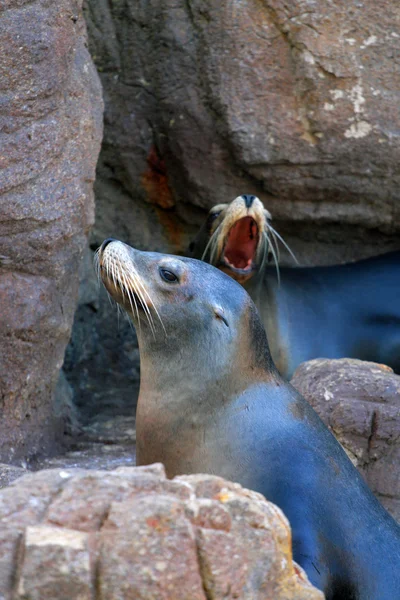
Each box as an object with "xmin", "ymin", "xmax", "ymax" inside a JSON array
[
  {"xmin": 0, "ymin": 464, "xmax": 323, "ymax": 599},
  {"xmin": 291, "ymin": 358, "xmax": 400, "ymax": 521},
  {"xmin": 84, "ymin": 0, "xmax": 400, "ymax": 254},
  {"xmin": 0, "ymin": 0, "xmax": 103, "ymax": 461}
]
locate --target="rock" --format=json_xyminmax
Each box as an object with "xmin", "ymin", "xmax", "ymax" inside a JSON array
[
  {"xmin": 54, "ymin": 371, "xmax": 82, "ymax": 438},
  {"xmin": 16, "ymin": 526, "xmax": 92, "ymax": 600},
  {"xmin": 29, "ymin": 415, "xmax": 137, "ymax": 473},
  {"xmin": 0, "ymin": 464, "xmax": 27, "ymax": 489},
  {"xmin": 291, "ymin": 358, "xmax": 400, "ymax": 521},
  {"xmin": 0, "ymin": 465, "xmax": 323, "ymax": 599},
  {"xmin": 0, "ymin": 0, "xmax": 103, "ymax": 461},
  {"xmin": 84, "ymin": 0, "xmax": 400, "ymax": 245}
]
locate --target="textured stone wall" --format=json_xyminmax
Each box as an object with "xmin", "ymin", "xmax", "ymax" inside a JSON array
[
  {"xmin": 85, "ymin": 0, "xmax": 400, "ymax": 252},
  {"xmin": 0, "ymin": 0, "xmax": 103, "ymax": 461}
]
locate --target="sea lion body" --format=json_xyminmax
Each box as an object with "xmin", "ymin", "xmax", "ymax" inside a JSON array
[
  {"xmin": 190, "ymin": 196, "xmax": 400, "ymax": 378},
  {"xmin": 248, "ymin": 251, "xmax": 400, "ymax": 377},
  {"xmin": 98, "ymin": 240, "xmax": 400, "ymax": 600}
]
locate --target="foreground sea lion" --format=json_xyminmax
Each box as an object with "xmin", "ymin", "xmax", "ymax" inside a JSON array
[
  {"xmin": 189, "ymin": 195, "xmax": 400, "ymax": 378},
  {"xmin": 98, "ymin": 239, "xmax": 400, "ymax": 600}
]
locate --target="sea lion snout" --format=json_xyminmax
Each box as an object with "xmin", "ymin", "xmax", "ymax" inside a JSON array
[
  {"xmin": 97, "ymin": 239, "xmax": 153, "ymax": 325},
  {"xmin": 241, "ymin": 194, "xmax": 256, "ymax": 208},
  {"xmin": 99, "ymin": 237, "xmax": 117, "ymax": 253}
]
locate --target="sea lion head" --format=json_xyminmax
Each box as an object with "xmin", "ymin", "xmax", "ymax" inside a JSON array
[
  {"xmin": 189, "ymin": 194, "xmax": 295, "ymax": 284},
  {"xmin": 96, "ymin": 238, "xmax": 274, "ymax": 378}
]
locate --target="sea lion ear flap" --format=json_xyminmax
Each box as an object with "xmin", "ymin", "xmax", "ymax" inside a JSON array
[
  {"xmin": 214, "ymin": 306, "xmax": 229, "ymax": 327},
  {"xmin": 211, "ymin": 203, "xmax": 228, "ymax": 214}
]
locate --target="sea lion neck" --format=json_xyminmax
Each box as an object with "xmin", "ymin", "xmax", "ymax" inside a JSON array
[{"xmin": 137, "ymin": 300, "xmax": 278, "ymax": 408}]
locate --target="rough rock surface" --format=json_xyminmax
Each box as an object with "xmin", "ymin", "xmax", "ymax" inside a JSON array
[
  {"xmin": 0, "ymin": 0, "xmax": 103, "ymax": 461},
  {"xmin": 291, "ymin": 358, "xmax": 400, "ymax": 521},
  {"xmin": 0, "ymin": 464, "xmax": 27, "ymax": 489},
  {"xmin": 84, "ymin": 0, "xmax": 400, "ymax": 249},
  {"xmin": 0, "ymin": 464, "xmax": 323, "ymax": 599},
  {"xmin": 64, "ymin": 0, "xmax": 400, "ymax": 422}
]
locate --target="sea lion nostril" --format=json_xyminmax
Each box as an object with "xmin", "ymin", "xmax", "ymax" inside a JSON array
[
  {"xmin": 100, "ymin": 238, "xmax": 116, "ymax": 253},
  {"xmin": 242, "ymin": 194, "xmax": 256, "ymax": 208}
]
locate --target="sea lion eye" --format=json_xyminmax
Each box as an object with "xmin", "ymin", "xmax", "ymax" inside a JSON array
[
  {"xmin": 208, "ymin": 210, "xmax": 221, "ymax": 224},
  {"xmin": 159, "ymin": 268, "xmax": 179, "ymax": 283}
]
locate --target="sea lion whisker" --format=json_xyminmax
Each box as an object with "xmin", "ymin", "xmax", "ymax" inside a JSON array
[
  {"xmin": 127, "ymin": 268, "xmax": 167, "ymax": 336},
  {"xmin": 118, "ymin": 262, "xmax": 157, "ymax": 336},
  {"xmin": 268, "ymin": 228, "xmax": 281, "ymax": 264},
  {"xmin": 255, "ymin": 228, "xmax": 268, "ymax": 264},
  {"xmin": 259, "ymin": 232, "xmax": 273, "ymax": 279},
  {"xmin": 110, "ymin": 259, "xmax": 118, "ymax": 291},
  {"xmin": 123, "ymin": 267, "xmax": 161, "ymax": 337},
  {"xmin": 202, "ymin": 223, "xmax": 223, "ymax": 264},
  {"xmin": 93, "ymin": 249, "xmax": 101, "ymax": 279},
  {"xmin": 201, "ymin": 231, "xmax": 216, "ymax": 263},
  {"xmin": 120, "ymin": 269, "xmax": 143, "ymax": 335},
  {"xmin": 253, "ymin": 233, "xmax": 270, "ymax": 305},
  {"xmin": 132, "ymin": 282, "xmax": 157, "ymax": 338},
  {"xmin": 125, "ymin": 268, "xmax": 156, "ymax": 324},
  {"xmin": 266, "ymin": 231, "xmax": 281, "ymax": 285},
  {"xmin": 209, "ymin": 238, "xmax": 219, "ymax": 266},
  {"xmin": 266, "ymin": 223, "xmax": 298, "ymax": 264},
  {"xmin": 93, "ymin": 249, "xmax": 104, "ymax": 291},
  {"xmin": 266, "ymin": 229, "xmax": 281, "ymax": 277}
]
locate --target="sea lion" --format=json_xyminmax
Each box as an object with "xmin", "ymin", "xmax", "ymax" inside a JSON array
[
  {"xmin": 97, "ymin": 238, "xmax": 400, "ymax": 600},
  {"xmin": 189, "ymin": 195, "xmax": 400, "ymax": 378}
]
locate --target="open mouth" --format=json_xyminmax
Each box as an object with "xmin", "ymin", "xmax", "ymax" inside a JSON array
[{"xmin": 222, "ymin": 216, "xmax": 259, "ymax": 273}]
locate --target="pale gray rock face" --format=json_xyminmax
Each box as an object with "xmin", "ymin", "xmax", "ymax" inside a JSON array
[
  {"xmin": 0, "ymin": 465, "xmax": 323, "ymax": 600},
  {"xmin": 68, "ymin": 0, "xmax": 400, "ymax": 422},
  {"xmin": 291, "ymin": 358, "xmax": 400, "ymax": 522},
  {"xmin": 0, "ymin": 0, "xmax": 104, "ymax": 461}
]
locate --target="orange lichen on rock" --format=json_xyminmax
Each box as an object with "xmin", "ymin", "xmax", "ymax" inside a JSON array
[{"xmin": 141, "ymin": 145, "xmax": 175, "ymax": 209}]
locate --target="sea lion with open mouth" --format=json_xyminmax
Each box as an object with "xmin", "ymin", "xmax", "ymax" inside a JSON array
[
  {"xmin": 189, "ymin": 195, "xmax": 400, "ymax": 378},
  {"xmin": 97, "ymin": 238, "xmax": 400, "ymax": 600}
]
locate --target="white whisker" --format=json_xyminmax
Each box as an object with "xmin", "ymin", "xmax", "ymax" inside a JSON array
[
  {"xmin": 124, "ymin": 268, "xmax": 158, "ymax": 337},
  {"xmin": 129, "ymin": 267, "xmax": 166, "ymax": 336},
  {"xmin": 120, "ymin": 268, "xmax": 142, "ymax": 336},
  {"xmin": 266, "ymin": 223, "xmax": 298, "ymax": 264},
  {"xmin": 266, "ymin": 231, "xmax": 280, "ymax": 285},
  {"xmin": 201, "ymin": 223, "xmax": 223, "ymax": 265}
]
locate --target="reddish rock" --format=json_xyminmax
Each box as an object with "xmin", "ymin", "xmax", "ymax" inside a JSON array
[
  {"xmin": 99, "ymin": 494, "xmax": 206, "ymax": 600},
  {"xmin": 0, "ymin": 528, "xmax": 21, "ymax": 600},
  {"xmin": 0, "ymin": 465, "xmax": 323, "ymax": 599},
  {"xmin": 0, "ymin": 0, "xmax": 103, "ymax": 462},
  {"xmin": 45, "ymin": 467, "xmax": 191, "ymax": 532},
  {"xmin": 291, "ymin": 358, "xmax": 400, "ymax": 521},
  {"xmin": 16, "ymin": 526, "xmax": 92, "ymax": 600},
  {"xmin": 0, "ymin": 469, "xmax": 77, "ymax": 529}
]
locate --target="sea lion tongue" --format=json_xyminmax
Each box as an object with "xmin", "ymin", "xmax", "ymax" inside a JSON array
[{"xmin": 224, "ymin": 216, "xmax": 258, "ymax": 270}]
